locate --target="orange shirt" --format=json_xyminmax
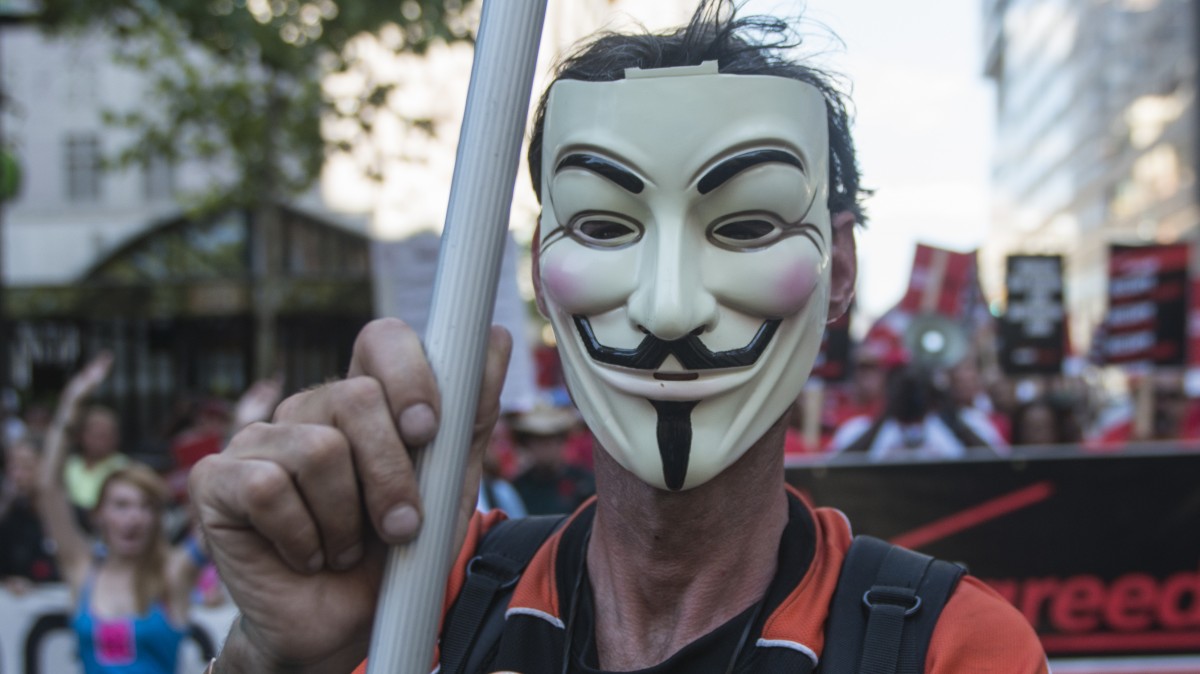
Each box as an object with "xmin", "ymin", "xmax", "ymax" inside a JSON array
[{"xmin": 356, "ymin": 491, "xmax": 1046, "ymax": 673}]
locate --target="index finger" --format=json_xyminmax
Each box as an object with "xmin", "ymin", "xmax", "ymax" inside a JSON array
[{"xmin": 348, "ymin": 318, "xmax": 440, "ymax": 449}]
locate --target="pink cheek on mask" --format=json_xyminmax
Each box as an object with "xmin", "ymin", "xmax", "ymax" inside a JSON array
[
  {"xmin": 774, "ymin": 262, "xmax": 820, "ymax": 313},
  {"xmin": 542, "ymin": 261, "xmax": 583, "ymax": 307}
]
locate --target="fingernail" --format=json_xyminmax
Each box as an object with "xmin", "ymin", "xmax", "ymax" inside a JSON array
[
  {"xmin": 334, "ymin": 543, "xmax": 363, "ymax": 570},
  {"xmin": 382, "ymin": 505, "xmax": 421, "ymax": 542},
  {"xmin": 399, "ymin": 404, "xmax": 437, "ymax": 446},
  {"xmin": 307, "ymin": 551, "xmax": 324, "ymax": 573}
]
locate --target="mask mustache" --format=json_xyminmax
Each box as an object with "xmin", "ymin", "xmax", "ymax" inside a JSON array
[{"xmin": 572, "ymin": 315, "xmax": 782, "ymax": 370}]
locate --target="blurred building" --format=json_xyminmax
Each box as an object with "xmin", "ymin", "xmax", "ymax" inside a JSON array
[
  {"xmin": 0, "ymin": 26, "xmax": 373, "ymax": 446},
  {"xmin": 981, "ymin": 0, "xmax": 1199, "ymax": 350}
]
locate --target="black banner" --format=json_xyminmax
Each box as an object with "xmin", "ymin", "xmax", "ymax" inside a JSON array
[
  {"xmin": 786, "ymin": 448, "xmax": 1200, "ymax": 658},
  {"xmin": 1001, "ymin": 255, "xmax": 1065, "ymax": 375},
  {"xmin": 1102, "ymin": 244, "xmax": 1188, "ymax": 366}
]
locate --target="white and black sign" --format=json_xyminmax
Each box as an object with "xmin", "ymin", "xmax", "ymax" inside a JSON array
[{"xmin": 1001, "ymin": 255, "xmax": 1065, "ymax": 375}]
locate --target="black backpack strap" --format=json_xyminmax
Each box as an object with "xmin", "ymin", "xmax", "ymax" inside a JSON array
[
  {"xmin": 821, "ymin": 536, "xmax": 965, "ymax": 674},
  {"xmin": 439, "ymin": 514, "xmax": 566, "ymax": 674}
]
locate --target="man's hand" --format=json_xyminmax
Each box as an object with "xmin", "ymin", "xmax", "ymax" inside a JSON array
[{"xmin": 190, "ymin": 319, "xmax": 512, "ymax": 673}]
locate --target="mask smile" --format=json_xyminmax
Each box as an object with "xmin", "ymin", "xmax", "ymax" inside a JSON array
[
  {"xmin": 573, "ymin": 314, "xmax": 784, "ymax": 491},
  {"xmin": 572, "ymin": 315, "xmax": 782, "ymax": 371}
]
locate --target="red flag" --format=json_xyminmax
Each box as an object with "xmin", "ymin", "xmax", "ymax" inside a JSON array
[{"xmin": 898, "ymin": 244, "xmax": 979, "ymax": 318}]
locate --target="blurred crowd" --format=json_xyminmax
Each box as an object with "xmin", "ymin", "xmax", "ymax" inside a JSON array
[
  {"xmin": 4, "ymin": 338, "xmax": 1199, "ymax": 594},
  {"xmin": 0, "ymin": 335, "xmax": 1195, "ymax": 669},
  {"xmin": 782, "ymin": 329, "xmax": 1200, "ymax": 460},
  {"xmin": 4, "ymin": 338, "xmax": 1198, "ymax": 587},
  {"xmin": 0, "ymin": 351, "xmax": 603, "ymax": 607},
  {"xmin": 0, "ymin": 353, "xmax": 286, "ymax": 603}
]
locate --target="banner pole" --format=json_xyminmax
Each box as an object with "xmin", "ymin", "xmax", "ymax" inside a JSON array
[{"xmin": 366, "ymin": 1, "xmax": 547, "ymax": 672}]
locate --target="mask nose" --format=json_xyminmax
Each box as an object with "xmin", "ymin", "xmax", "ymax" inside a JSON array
[{"xmin": 625, "ymin": 226, "xmax": 718, "ymax": 342}]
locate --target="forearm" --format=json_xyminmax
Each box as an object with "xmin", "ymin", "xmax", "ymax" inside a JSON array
[
  {"xmin": 35, "ymin": 401, "xmax": 89, "ymax": 567},
  {"xmin": 33, "ymin": 476, "xmax": 88, "ymax": 574},
  {"xmin": 36, "ymin": 393, "xmax": 78, "ymax": 506},
  {"xmin": 39, "ymin": 404, "xmax": 81, "ymax": 489}
]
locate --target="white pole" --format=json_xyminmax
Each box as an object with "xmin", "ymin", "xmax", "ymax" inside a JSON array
[{"xmin": 366, "ymin": 1, "xmax": 548, "ymax": 672}]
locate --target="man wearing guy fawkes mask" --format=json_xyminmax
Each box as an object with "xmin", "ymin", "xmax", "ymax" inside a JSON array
[
  {"xmin": 474, "ymin": 4, "xmax": 1046, "ymax": 673},
  {"xmin": 191, "ymin": 2, "xmax": 1047, "ymax": 674}
]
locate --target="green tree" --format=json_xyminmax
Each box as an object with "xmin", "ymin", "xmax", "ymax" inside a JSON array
[
  {"xmin": 36, "ymin": 0, "xmax": 474, "ymax": 207},
  {"xmin": 34, "ymin": 0, "xmax": 477, "ymax": 376}
]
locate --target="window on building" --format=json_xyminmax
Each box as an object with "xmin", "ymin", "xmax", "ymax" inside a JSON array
[
  {"xmin": 143, "ymin": 153, "xmax": 175, "ymax": 201},
  {"xmin": 64, "ymin": 134, "xmax": 101, "ymax": 202},
  {"xmin": 65, "ymin": 48, "xmax": 99, "ymax": 105}
]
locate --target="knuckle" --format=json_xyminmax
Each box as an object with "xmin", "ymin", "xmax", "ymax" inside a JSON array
[
  {"xmin": 355, "ymin": 318, "xmax": 415, "ymax": 355},
  {"xmin": 272, "ymin": 391, "xmax": 311, "ymax": 421},
  {"xmin": 237, "ymin": 420, "xmax": 274, "ymax": 442},
  {"xmin": 337, "ymin": 376, "xmax": 387, "ymax": 413},
  {"xmin": 223, "ymin": 422, "xmax": 276, "ymax": 457},
  {"xmin": 295, "ymin": 428, "xmax": 346, "ymax": 473},
  {"xmin": 241, "ymin": 465, "xmax": 291, "ymax": 511},
  {"xmin": 187, "ymin": 456, "xmax": 220, "ymax": 499}
]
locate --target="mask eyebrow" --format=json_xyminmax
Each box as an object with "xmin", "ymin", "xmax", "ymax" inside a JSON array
[
  {"xmin": 696, "ymin": 149, "xmax": 805, "ymax": 195},
  {"xmin": 555, "ymin": 153, "xmax": 645, "ymax": 194}
]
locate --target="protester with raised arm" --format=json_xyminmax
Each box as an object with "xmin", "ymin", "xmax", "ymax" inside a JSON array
[{"xmin": 39, "ymin": 352, "xmax": 208, "ymax": 674}]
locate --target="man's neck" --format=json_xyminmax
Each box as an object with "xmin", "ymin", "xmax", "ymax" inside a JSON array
[{"xmin": 586, "ymin": 416, "xmax": 790, "ymax": 671}]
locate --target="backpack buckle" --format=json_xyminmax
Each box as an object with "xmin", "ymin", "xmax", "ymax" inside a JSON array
[
  {"xmin": 863, "ymin": 586, "xmax": 922, "ymax": 616},
  {"xmin": 466, "ymin": 554, "xmax": 523, "ymax": 590}
]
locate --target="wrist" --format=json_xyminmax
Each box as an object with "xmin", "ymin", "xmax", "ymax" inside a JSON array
[
  {"xmin": 216, "ymin": 614, "xmax": 364, "ymax": 674},
  {"xmin": 214, "ymin": 616, "xmax": 279, "ymax": 674}
]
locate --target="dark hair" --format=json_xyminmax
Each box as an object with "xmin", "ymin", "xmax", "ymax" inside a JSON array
[
  {"xmin": 884, "ymin": 366, "xmax": 936, "ymax": 424},
  {"xmin": 527, "ymin": 0, "xmax": 866, "ymax": 222},
  {"xmin": 1010, "ymin": 397, "xmax": 1081, "ymax": 446}
]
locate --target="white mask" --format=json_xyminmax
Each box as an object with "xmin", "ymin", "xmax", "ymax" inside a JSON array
[{"xmin": 536, "ymin": 62, "xmax": 832, "ymax": 491}]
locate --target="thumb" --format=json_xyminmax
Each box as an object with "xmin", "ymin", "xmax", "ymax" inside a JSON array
[
  {"xmin": 456, "ymin": 326, "xmax": 513, "ymax": 542},
  {"xmin": 471, "ymin": 326, "xmax": 513, "ymax": 457}
]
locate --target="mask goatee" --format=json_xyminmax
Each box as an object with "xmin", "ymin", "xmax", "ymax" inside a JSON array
[{"xmin": 648, "ymin": 400, "xmax": 700, "ymax": 491}]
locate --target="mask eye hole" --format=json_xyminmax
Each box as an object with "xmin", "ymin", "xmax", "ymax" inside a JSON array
[
  {"xmin": 569, "ymin": 213, "xmax": 643, "ymax": 248},
  {"xmin": 709, "ymin": 217, "xmax": 782, "ymax": 250}
]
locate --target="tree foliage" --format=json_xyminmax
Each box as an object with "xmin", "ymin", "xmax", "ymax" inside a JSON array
[{"xmin": 35, "ymin": 0, "xmax": 476, "ymax": 209}]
